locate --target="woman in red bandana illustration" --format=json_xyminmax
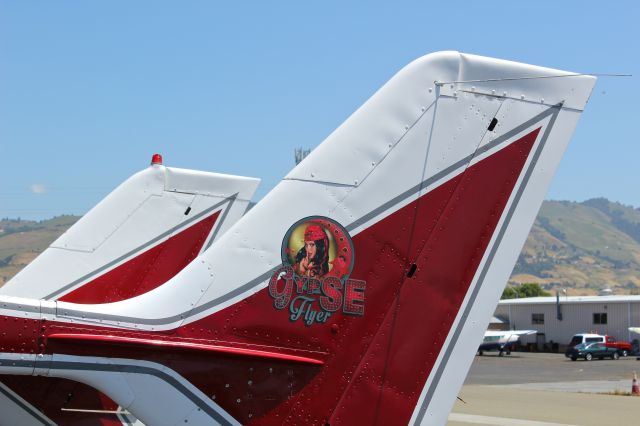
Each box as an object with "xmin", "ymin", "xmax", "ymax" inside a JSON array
[
  {"xmin": 294, "ymin": 224, "xmax": 330, "ymax": 277},
  {"xmin": 272, "ymin": 218, "xmax": 363, "ymax": 323}
]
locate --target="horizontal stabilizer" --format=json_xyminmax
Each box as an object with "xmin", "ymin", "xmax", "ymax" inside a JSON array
[{"xmin": 1, "ymin": 161, "xmax": 259, "ymax": 302}]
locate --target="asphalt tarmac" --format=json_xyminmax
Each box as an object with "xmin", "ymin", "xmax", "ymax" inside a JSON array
[{"xmin": 447, "ymin": 352, "xmax": 640, "ymax": 425}]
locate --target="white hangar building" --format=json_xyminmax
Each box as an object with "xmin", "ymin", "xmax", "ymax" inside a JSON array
[{"xmin": 494, "ymin": 295, "xmax": 640, "ymax": 349}]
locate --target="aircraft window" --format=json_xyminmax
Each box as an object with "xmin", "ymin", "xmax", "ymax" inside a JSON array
[{"xmin": 483, "ymin": 336, "xmax": 502, "ymax": 342}]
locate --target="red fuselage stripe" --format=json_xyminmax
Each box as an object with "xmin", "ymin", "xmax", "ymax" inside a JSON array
[{"xmin": 48, "ymin": 333, "xmax": 325, "ymax": 365}]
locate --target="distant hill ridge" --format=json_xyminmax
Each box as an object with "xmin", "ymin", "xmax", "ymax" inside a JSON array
[
  {"xmin": 511, "ymin": 198, "xmax": 640, "ymax": 294},
  {"xmin": 1, "ymin": 199, "xmax": 639, "ymax": 294},
  {"xmin": 0, "ymin": 216, "xmax": 79, "ymax": 285}
]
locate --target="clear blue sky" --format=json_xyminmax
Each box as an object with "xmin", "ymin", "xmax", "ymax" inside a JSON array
[{"xmin": 1, "ymin": 1, "xmax": 638, "ymax": 220}]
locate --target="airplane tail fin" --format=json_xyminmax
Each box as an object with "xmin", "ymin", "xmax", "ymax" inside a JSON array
[
  {"xmin": 0, "ymin": 52, "xmax": 595, "ymax": 426},
  {"xmin": 0, "ymin": 157, "xmax": 259, "ymax": 426},
  {"xmin": 179, "ymin": 53, "xmax": 593, "ymax": 424},
  {"xmin": 1, "ymin": 155, "xmax": 260, "ymax": 303}
]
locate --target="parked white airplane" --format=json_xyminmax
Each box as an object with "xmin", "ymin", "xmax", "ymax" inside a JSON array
[
  {"xmin": 478, "ymin": 330, "xmax": 536, "ymax": 356},
  {"xmin": 0, "ymin": 51, "xmax": 595, "ymax": 425}
]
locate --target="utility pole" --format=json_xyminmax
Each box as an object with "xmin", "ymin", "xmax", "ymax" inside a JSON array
[{"xmin": 294, "ymin": 147, "xmax": 311, "ymax": 165}]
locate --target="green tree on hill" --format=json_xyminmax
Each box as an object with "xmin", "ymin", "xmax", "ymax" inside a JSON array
[{"xmin": 502, "ymin": 283, "xmax": 551, "ymax": 299}]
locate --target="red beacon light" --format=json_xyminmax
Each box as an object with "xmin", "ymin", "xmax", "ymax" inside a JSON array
[{"xmin": 151, "ymin": 153, "xmax": 163, "ymax": 166}]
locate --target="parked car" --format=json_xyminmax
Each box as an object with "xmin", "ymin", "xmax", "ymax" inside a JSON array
[
  {"xmin": 565, "ymin": 333, "xmax": 605, "ymax": 357},
  {"xmin": 565, "ymin": 333, "xmax": 633, "ymax": 357},
  {"xmin": 566, "ymin": 342, "xmax": 619, "ymax": 361}
]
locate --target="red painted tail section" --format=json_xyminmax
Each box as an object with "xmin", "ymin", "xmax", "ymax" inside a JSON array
[
  {"xmin": 179, "ymin": 127, "xmax": 540, "ymax": 424},
  {"xmin": 333, "ymin": 128, "xmax": 540, "ymax": 425},
  {"xmin": 4, "ymin": 127, "xmax": 539, "ymax": 425},
  {"xmin": 60, "ymin": 211, "xmax": 220, "ymax": 304}
]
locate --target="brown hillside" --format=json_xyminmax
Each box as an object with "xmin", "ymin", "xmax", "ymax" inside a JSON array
[{"xmin": 1, "ymin": 199, "xmax": 639, "ymax": 296}]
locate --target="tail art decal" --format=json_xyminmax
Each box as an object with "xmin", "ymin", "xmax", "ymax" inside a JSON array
[{"xmin": 269, "ymin": 216, "xmax": 365, "ymax": 326}]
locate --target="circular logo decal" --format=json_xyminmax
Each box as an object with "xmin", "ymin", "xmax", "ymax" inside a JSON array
[
  {"xmin": 281, "ymin": 217, "xmax": 354, "ymax": 280},
  {"xmin": 269, "ymin": 216, "xmax": 365, "ymax": 326}
]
